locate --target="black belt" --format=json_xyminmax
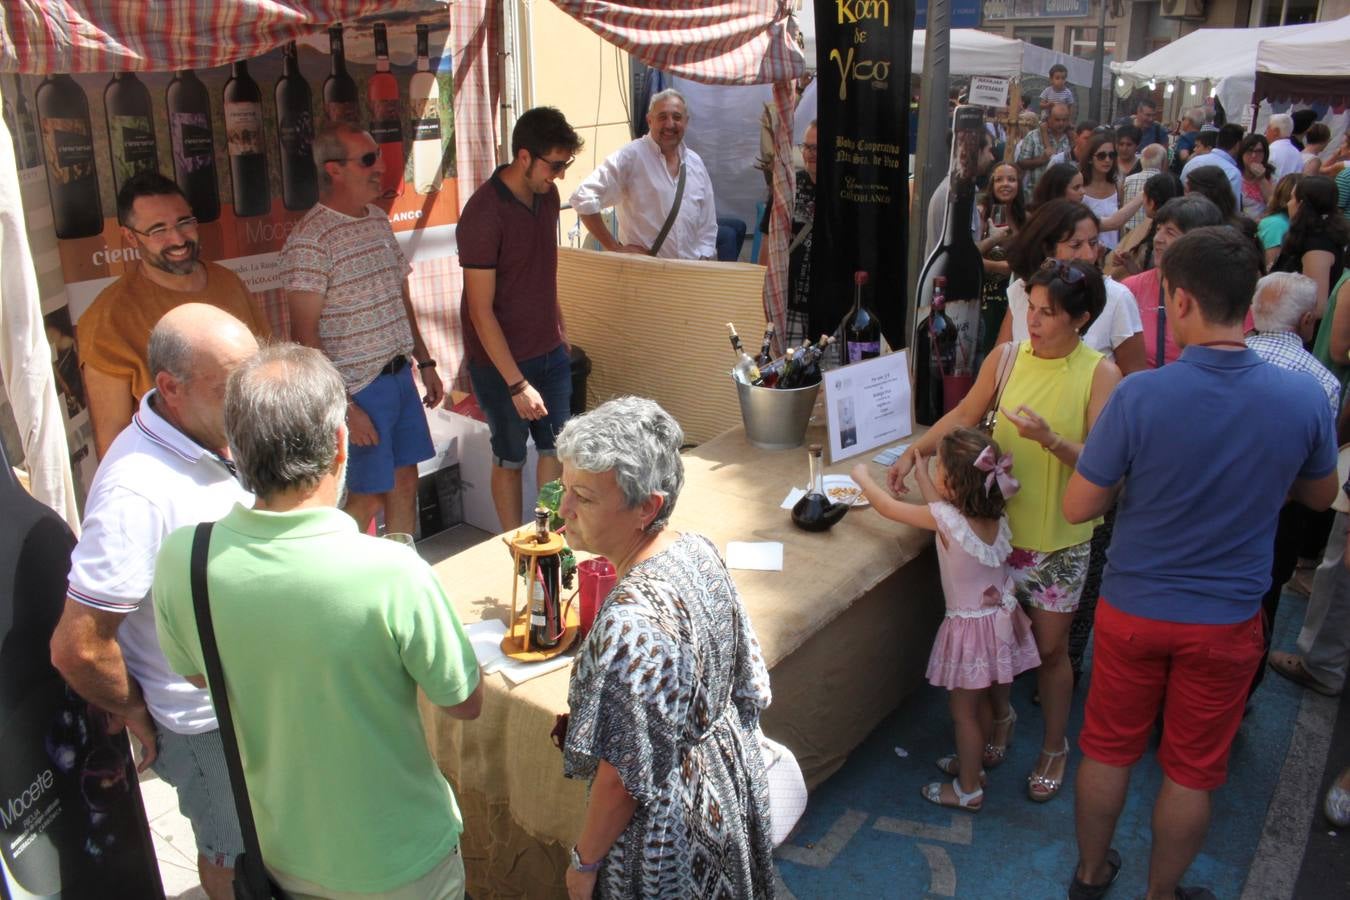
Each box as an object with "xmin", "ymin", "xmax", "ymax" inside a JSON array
[{"xmin": 379, "ymin": 355, "xmax": 408, "ymax": 376}]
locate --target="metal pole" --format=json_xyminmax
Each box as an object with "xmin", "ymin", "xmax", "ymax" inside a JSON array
[
  {"xmin": 906, "ymin": 0, "xmax": 951, "ymax": 349},
  {"xmin": 1088, "ymin": 0, "xmax": 1109, "ymax": 123}
]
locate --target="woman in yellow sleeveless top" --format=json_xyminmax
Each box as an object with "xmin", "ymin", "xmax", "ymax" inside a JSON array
[{"xmin": 889, "ymin": 260, "xmax": 1120, "ymax": 803}]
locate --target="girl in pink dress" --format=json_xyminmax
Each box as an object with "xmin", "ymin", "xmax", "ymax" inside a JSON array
[{"xmin": 853, "ymin": 428, "xmax": 1040, "ymax": 812}]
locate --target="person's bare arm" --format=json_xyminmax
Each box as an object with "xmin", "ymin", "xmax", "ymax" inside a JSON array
[
  {"xmin": 1265, "ymin": 245, "xmax": 1282, "ymax": 269},
  {"xmin": 1111, "ymin": 333, "xmax": 1148, "ymax": 376},
  {"xmin": 995, "ymin": 307, "xmax": 1014, "ymax": 345},
  {"xmin": 1290, "ymin": 470, "xmax": 1339, "ymax": 511},
  {"xmin": 440, "ymin": 677, "xmax": 483, "ymax": 720},
  {"xmin": 50, "ymin": 599, "xmax": 157, "ymax": 770},
  {"xmin": 286, "ymin": 289, "xmax": 325, "ymax": 351},
  {"xmin": 1063, "ymin": 471, "xmax": 1120, "ymax": 524},
  {"xmin": 578, "ymin": 213, "xmax": 646, "ymax": 254},
  {"xmin": 83, "ymin": 366, "xmax": 135, "ymax": 460},
  {"xmin": 463, "ymin": 268, "xmax": 548, "ymax": 421},
  {"xmin": 1097, "ymin": 193, "xmax": 1146, "ymax": 232},
  {"xmin": 400, "ymin": 281, "xmax": 444, "ymax": 408},
  {"xmin": 1329, "ymin": 278, "xmax": 1350, "ymax": 363},
  {"xmin": 567, "ymin": 760, "xmax": 638, "ymax": 899},
  {"xmin": 1301, "ymin": 249, "xmax": 1336, "ymax": 317},
  {"xmin": 851, "ymin": 464, "xmax": 939, "ymax": 532},
  {"xmin": 1000, "ymin": 357, "xmax": 1122, "ymax": 467}
]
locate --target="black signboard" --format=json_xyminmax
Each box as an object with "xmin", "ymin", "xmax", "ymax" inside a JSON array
[{"xmin": 810, "ymin": 0, "xmax": 914, "ymax": 348}]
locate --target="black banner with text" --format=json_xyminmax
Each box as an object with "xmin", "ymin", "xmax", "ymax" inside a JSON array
[{"xmin": 810, "ymin": 0, "xmax": 913, "ymax": 348}]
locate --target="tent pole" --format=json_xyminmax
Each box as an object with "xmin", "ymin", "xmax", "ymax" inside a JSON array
[
  {"xmin": 1088, "ymin": 0, "xmax": 1108, "ymax": 122},
  {"xmin": 907, "ymin": 0, "xmax": 951, "ymax": 352}
]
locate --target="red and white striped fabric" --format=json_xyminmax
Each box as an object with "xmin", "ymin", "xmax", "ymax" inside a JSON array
[{"xmin": 551, "ymin": 1, "xmax": 804, "ymax": 342}]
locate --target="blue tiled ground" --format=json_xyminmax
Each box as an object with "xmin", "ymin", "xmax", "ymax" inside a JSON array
[{"xmin": 777, "ymin": 594, "xmax": 1309, "ymax": 899}]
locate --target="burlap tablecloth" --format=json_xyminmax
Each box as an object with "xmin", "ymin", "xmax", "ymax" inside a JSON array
[{"xmin": 421, "ymin": 424, "xmax": 941, "ymax": 899}]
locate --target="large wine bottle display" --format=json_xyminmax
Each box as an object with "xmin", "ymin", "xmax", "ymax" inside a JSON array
[
  {"xmin": 324, "ymin": 24, "xmax": 360, "ymax": 126},
  {"xmin": 275, "ymin": 41, "xmax": 318, "ymax": 211},
  {"xmin": 36, "ymin": 74, "xmax": 104, "ymax": 240},
  {"xmin": 104, "ymin": 72, "xmax": 160, "ymax": 196},
  {"xmin": 410, "ymin": 23, "xmax": 443, "ymax": 194},
  {"xmin": 915, "ymin": 105, "xmax": 984, "ymax": 422},
  {"xmin": 7, "ymin": 74, "xmax": 43, "ymax": 170},
  {"xmin": 223, "ymin": 60, "xmax": 270, "ymax": 217},
  {"xmin": 368, "ymin": 24, "xmax": 405, "ymax": 199},
  {"xmin": 166, "ymin": 69, "xmax": 222, "ymax": 223}
]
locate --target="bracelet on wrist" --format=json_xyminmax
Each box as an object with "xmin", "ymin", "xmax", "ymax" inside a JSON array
[
  {"xmin": 508, "ymin": 379, "xmax": 530, "ymax": 397},
  {"xmin": 1046, "ymin": 433, "xmax": 1063, "ymax": 452}
]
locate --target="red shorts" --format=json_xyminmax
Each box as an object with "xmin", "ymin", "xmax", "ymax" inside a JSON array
[{"xmin": 1079, "ymin": 598, "xmax": 1263, "ymax": 791}]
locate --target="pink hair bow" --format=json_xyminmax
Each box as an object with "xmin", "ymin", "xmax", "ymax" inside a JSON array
[{"xmin": 974, "ymin": 445, "xmax": 1020, "ymax": 498}]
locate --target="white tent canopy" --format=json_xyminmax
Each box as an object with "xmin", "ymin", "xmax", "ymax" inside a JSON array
[
  {"xmin": 1256, "ymin": 15, "xmax": 1350, "ymax": 75},
  {"xmin": 912, "ymin": 29, "xmax": 1097, "ymax": 88}
]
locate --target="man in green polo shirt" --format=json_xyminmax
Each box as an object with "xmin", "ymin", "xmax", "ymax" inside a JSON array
[{"xmin": 154, "ymin": 343, "xmax": 482, "ymax": 898}]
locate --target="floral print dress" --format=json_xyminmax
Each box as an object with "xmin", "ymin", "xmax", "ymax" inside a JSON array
[{"xmin": 563, "ymin": 533, "xmax": 776, "ymax": 899}]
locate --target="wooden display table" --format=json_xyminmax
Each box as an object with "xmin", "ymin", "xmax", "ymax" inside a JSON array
[{"xmin": 420, "ymin": 423, "xmax": 941, "ymax": 899}]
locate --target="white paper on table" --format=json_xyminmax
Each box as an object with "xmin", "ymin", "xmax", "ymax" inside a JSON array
[
  {"xmin": 464, "ymin": 619, "xmax": 509, "ymax": 674},
  {"xmin": 780, "ymin": 487, "xmax": 806, "ymax": 509},
  {"xmin": 725, "ymin": 541, "xmax": 784, "ymax": 571},
  {"xmin": 495, "ymin": 653, "xmax": 574, "ymax": 686},
  {"xmin": 873, "ymin": 443, "xmax": 910, "ymax": 466}
]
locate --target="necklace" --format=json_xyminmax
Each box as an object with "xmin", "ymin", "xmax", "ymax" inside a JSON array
[{"xmin": 1194, "ymin": 340, "xmax": 1247, "ymax": 349}]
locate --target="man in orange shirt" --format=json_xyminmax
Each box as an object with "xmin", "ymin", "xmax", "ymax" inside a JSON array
[{"xmin": 77, "ymin": 173, "xmax": 271, "ymax": 458}]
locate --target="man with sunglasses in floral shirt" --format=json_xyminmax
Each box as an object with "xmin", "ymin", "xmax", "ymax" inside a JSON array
[
  {"xmin": 459, "ymin": 107, "xmax": 584, "ymax": 529},
  {"xmin": 281, "ymin": 124, "xmax": 443, "ymax": 537}
]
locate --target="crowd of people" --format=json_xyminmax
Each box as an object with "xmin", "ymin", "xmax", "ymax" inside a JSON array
[{"xmin": 37, "ymin": 76, "xmax": 1350, "ymax": 900}]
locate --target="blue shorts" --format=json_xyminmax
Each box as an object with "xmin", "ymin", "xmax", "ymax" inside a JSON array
[
  {"xmin": 347, "ymin": 366, "xmax": 435, "ymax": 494},
  {"xmin": 468, "ymin": 345, "xmax": 572, "ymax": 468},
  {"xmin": 152, "ymin": 728, "xmax": 244, "ymax": 866}
]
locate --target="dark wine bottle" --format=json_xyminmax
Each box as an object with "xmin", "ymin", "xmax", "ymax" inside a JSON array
[
  {"xmin": 368, "ymin": 23, "xmax": 405, "ymax": 199},
  {"xmin": 12, "ymin": 75, "xmax": 42, "ymax": 169},
  {"xmin": 324, "ymin": 24, "xmax": 360, "ymax": 126},
  {"xmin": 224, "ymin": 60, "xmax": 270, "ymax": 218},
  {"xmin": 916, "ymin": 104, "xmax": 985, "ymax": 418},
  {"xmin": 844, "ymin": 270, "xmax": 881, "ymax": 363},
  {"xmin": 275, "ymin": 41, "xmax": 318, "ymax": 211},
  {"xmin": 755, "ymin": 324, "xmax": 775, "ymax": 368},
  {"xmin": 791, "ymin": 444, "xmax": 849, "ymax": 532},
  {"xmin": 104, "ymin": 72, "xmax": 159, "ymax": 196},
  {"xmin": 166, "ymin": 69, "xmax": 221, "ymax": 223},
  {"xmin": 2, "ymin": 93, "xmax": 19, "ymax": 165},
  {"xmin": 529, "ymin": 508, "xmax": 561, "ymax": 649},
  {"xmin": 35, "ymin": 74, "xmax": 104, "ymax": 239},
  {"xmin": 929, "ymin": 276, "xmax": 959, "ymax": 379}
]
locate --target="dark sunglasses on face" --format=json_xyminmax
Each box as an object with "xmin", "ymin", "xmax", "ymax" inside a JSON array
[
  {"xmin": 331, "ymin": 151, "xmax": 380, "ymax": 168},
  {"xmin": 1094, "ymin": 150, "xmax": 1118, "ymax": 161},
  {"xmin": 534, "ymin": 153, "xmax": 575, "ymax": 174}
]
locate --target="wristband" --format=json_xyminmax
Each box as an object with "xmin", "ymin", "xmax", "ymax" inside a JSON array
[
  {"xmin": 1046, "ymin": 433, "xmax": 1063, "ymax": 452},
  {"xmin": 509, "ymin": 379, "xmax": 530, "ymax": 397},
  {"xmin": 417, "ymin": 359, "xmax": 437, "ymax": 370},
  {"xmin": 569, "ymin": 845, "xmax": 602, "ymax": 873}
]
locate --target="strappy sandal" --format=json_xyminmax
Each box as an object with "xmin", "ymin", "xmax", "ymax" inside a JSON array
[
  {"xmin": 983, "ymin": 708, "xmax": 1017, "ymax": 768},
  {"xmin": 935, "ymin": 755, "xmax": 988, "ymax": 786},
  {"xmin": 920, "ymin": 778, "xmax": 983, "ymax": 812},
  {"xmin": 1027, "ymin": 739, "xmax": 1069, "ymax": 802}
]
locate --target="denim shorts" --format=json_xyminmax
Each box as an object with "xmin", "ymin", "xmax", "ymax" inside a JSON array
[
  {"xmin": 468, "ymin": 344, "xmax": 572, "ymax": 468},
  {"xmin": 347, "ymin": 366, "xmax": 436, "ymax": 494},
  {"xmin": 152, "ymin": 728, "xmax": 244, "ymax": 865}
]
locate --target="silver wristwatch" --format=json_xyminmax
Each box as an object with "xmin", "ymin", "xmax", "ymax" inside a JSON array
[{"xmin": 569, "ymin": 845, "xmax": 601, "ymax": 873}]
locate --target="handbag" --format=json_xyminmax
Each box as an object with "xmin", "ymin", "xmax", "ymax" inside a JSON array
[
  {"xmin": 189, "ymin": 523, "xmax": 292, "ymax": 900},
  {"xmin": 977, "ymin": 340, "xmax": 1019, "ymax": 434},
  {"xmin": 759, "ymin": 733, "xmax": 807, "ymax": 847}
]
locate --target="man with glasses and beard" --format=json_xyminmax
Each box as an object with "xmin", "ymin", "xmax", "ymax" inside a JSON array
[
  {"xmin": 459, "ymin": 107, "xmax": 583, "ymax": 529},
  {"xmin": 280, "ymin": 123, "xmax": 444, "ymax": 538},
  {"xmin": 78, "ymin": 173, "xmax": 271, "ymax": 458},
  {"xmin": 570, "ymin": 88, "xmax": 719, "ymax": 260}
]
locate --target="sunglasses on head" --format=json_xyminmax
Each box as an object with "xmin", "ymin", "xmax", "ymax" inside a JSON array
[
  {"xmin": 331, "ymin": 151, "xmax": 380, "ymax": 168},
  {"xmin": 1039, "ymin": 259, "xmax": 1087, "ymax": 283},
  {"xmin": 1094, "ymin": 150, "xmax": 1118, "ymax": 161}
]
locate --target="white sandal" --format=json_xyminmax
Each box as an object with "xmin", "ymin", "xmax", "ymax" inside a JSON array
[
  {"xmin": 984, "ymin": 708, "xmax": 1017, "ymax": 768},
  {"xmin": 935, "ymin": 755, "xmax": 988, "ymax": 786},
  {"xmin": 921, "ymin": 778, "xmax": 984, "ymax": 812},
  {"xmin": 1027, "ymin": 739, "xmax": 1070, "ymax": 802}
]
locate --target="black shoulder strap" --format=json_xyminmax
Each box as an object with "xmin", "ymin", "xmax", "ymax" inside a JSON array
[
  {"xmin": 648, "ymin": 161, "xmax": 687, "ymax": 257},
  {"xmin": 1155, "ymin": 279, "xmax": 1167, "ymax": 369},
  {"xmin": 190, "ymin": 522, "xmax": 271, "ymax": 890}
]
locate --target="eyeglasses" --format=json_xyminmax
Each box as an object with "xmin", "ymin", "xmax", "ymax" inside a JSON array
[
  {"xmin": 1094, "ymin": 150, "xmax": 1118, "ymax": 161},
  {"xmin": 1039, "ymin": 259, "xmax": 1088, "ymax": 283},
  {"xmin": 329, "ymin": 151, "xmax": 380, "ymax": 168},
  {"xmin": 800, "ymin": 143, "xmax": 818, "ymax": 154},
  {"xmin": 533, "ymin": 153, "xmax": 575, "ymax": 174},
  {"xmin": 128, "ymin": 216, "xmax": 198, "ymax": 239}
]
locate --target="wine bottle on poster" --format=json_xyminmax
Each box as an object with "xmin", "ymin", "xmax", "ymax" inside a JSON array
[
  {"xmin": 324, "ymin": 24, "xmax": 360, "ymax": 126},
  {"xmin": 35, "ymin": 74, "xmax": 104, "ymax": 240},
  {"xmin": 916, "ymin": 105, "xmax": 983, "ymax": 415},
  {"xmin": 223, "ymin": 60, "xmax": 270, "ymax": 218},
  {"xmin": 409, "ymin": 23, "xmax": 443, "ymax": 194},
  {"xmin": 275, "ymin": 41, "xmax": 318, "ymax": 211},
  {"xmin": 166, "ymin": 69, "xmax": 221, "ymax": 223},
  {"xmin": 2, "ymin": 92, "xmax": 19, "ymax": 165},
  {"xmin": 368, "ymin": 23, "xmax": 405, "ymax": 199},
  {"xmin": 104, "ymin": 72, "xmax": 160, "ymax": 196},
  {"xmin": 12, "ymin": 74, "xmax": 42, "ymax": 169}
]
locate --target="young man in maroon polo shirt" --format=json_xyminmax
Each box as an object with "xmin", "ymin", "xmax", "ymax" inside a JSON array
[{"xmin": 459, "ymin": 107, "xmax": 584, "ymax": 529}]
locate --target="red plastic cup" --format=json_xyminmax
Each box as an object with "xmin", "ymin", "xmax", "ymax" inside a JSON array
[{"xmin": 577, "ymin": 557, "xmax": 617, "ymax": 638}]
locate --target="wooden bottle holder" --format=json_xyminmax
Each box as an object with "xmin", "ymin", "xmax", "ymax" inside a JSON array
[{"xmin": 501, "ymin": 528, "xmax": 578, "ymax": 661}]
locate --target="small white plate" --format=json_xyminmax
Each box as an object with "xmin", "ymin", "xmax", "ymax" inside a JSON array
[{"xmin": 822, "ymin": 474, "xmax": 868, "ymax": 507}]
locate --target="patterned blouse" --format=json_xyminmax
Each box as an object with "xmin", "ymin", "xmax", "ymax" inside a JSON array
[{"xmin": 563, "ymin": 533, "xmax": 775, "ymax": 899}]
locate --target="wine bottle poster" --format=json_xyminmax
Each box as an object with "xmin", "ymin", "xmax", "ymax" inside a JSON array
[
  {"xmin": 809, "ymin": 0, "xmax": 914, "ymax": 350},
  {"xmin": 820, "ymin": 350, "xmax": 914, "ymax": 464},
  {"xmin": 11, "ymin": 15, "xmax": 459, "ymax": 331}
]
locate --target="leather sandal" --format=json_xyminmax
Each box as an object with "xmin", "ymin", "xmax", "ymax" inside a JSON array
[
  {"xmin": 1067, "ymin": 848, "xmax": 1121, "ymax": 900},
  {"xmin": 935, "ymin": 755, "xmax": 988, "ymax": 786},
  {"xmin": 920, "ymin": 778, "xmax": 983, "ymax": 812},
  {"xmin": 1268, "ymin": 652, "xmax": 1340, "ymax": 696},
  {"xmin": 1027, "ymin": 739, "xmax": 1069, "ymax": 802},
  {"xmin": 983, "ymin": 707, "xmax": 1017, "ymax": 768}
]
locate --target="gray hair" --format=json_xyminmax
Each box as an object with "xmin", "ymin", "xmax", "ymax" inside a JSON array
[
  {"xmin": 312, "ymin": 123, "xmax": 366, "ymax": 190},
  {"xmin": 1183, "ymin": 107, "xmax": 1206, "ymax": 129},
  {"xmin": 555, "ymin": 397, "xmax": 684, "ymax": 534},
  {"xmin": 225, "ymin": 343, "xmax": 347, "ymax": 500},
  {"xmin": 1140, "ymin": 143, "xmax": 1167, "ymax": 170},
  {"xmin": 1252, "ymin": 272, "xmax": 1317, "ymax": 334},
  {"xmin": 147, "ymin": 323, "xmax": 195, "ymax": 383},
  {"xmin": 1267, "ymin": 113, "xmax": 1293, "ymax": 138},
  {"xmin": 647, "ymin": 88, "xmax": 689, "ymax": 117}
]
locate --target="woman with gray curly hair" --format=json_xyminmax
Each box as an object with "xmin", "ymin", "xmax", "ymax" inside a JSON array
[{"xmin": 555, "ymin": 397, "xmax": 775, "ymax": 900}]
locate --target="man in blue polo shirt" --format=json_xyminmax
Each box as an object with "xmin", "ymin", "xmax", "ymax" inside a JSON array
[
  {"xmin": 1062, "ymin": 227, "xmax": 1338, "ymax": 900},
  {"xmin": 459, "ymin": 107, "xmax": 583, "ymax": 530}
]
